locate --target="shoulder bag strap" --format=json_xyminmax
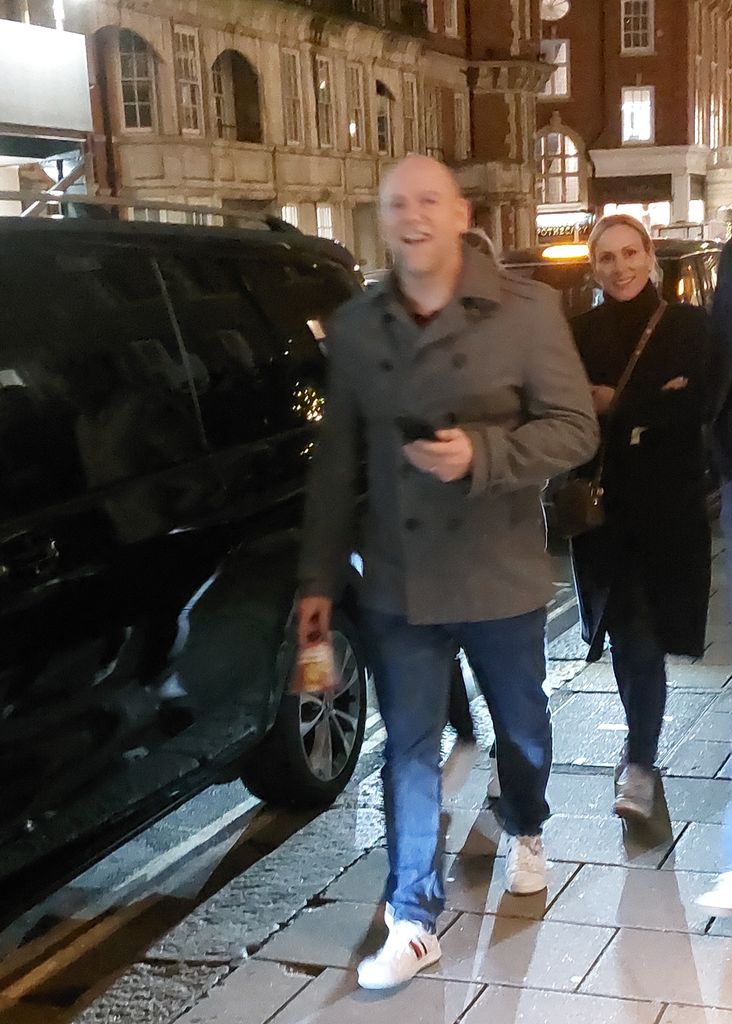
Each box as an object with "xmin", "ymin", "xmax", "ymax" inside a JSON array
[{"xmin": 592, "ymin": 298, "xmax": 668, "ymax": 486}]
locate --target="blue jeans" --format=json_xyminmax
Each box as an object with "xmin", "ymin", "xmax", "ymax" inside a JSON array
[
  {"xmin": 720, "ymin": 481, "xmax": 732, "ymax": 870},
  {"xmin": 360, "ymin": 606, "xmax": 551, "ymax": 930}
]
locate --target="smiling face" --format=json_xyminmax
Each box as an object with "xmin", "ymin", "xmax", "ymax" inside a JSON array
[
  {"xmin": 592, "ymin": 223, "xmax": 655, "ymax": 302},
  {"xmin": 379, "ymin": 156, "xmax": 469, "ymax": 282}
]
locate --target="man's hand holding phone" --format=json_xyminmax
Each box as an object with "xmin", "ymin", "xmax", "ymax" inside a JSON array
[{"xmin": 397, "ymin": 417, "xmax": 474, "ymax": 483}]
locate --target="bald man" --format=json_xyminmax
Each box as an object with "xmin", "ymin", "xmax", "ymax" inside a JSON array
[{"xmin": 298, "ymin": 156, "xmax": 598, "ymax": 989}]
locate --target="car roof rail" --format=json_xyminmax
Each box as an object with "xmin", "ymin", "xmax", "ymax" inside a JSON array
[{"xmin": 0, "ymin": 190, "xmax": 302, "ymax": 233}]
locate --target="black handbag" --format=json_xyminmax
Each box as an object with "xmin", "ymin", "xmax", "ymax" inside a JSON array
[{"xmin": 554, "ymin": 299, "xmax": 668, "ymax": 540}]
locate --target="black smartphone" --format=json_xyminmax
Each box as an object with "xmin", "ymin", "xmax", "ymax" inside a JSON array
[{"xmin": 395, "ymin": 415, "xmax": 438, "ymax": 443}]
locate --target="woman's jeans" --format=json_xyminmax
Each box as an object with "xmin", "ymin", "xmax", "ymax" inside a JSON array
[
  {"xmin": 605, "ymin": 575, "xmax": 667, "ymax": 769},
  {"xmin": 360, "ymin": 606, "xmax": 551, "ymax": 930}
]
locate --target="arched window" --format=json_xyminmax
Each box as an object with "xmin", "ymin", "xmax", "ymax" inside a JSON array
[
  {"xmin": 376, "ymin": 79, "xmax": 395, "ymax": 156},
  {"xmin": 119, "ymin": 29, "xmax": 158, "ymax": 131},
  {"xmin": 535, "ymin": 130, "xmax": 580, "ymax": 205},
  {"xmin": 212, "ymin": 51, "xmax": 262, "ymax": 144}
]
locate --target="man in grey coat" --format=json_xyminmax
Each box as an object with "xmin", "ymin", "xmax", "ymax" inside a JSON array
[{"xmin": 298, "ymin": 156, "xmax": 599, "ymax": 990}]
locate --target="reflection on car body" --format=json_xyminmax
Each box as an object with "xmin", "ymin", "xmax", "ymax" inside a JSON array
[{"xmin": 0, "ymin": 217, "xmax": 367, "ymax": 908}]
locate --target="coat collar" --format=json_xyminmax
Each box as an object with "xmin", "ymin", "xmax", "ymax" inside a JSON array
[{"xmin": 372, "ymin": 242, "xmax": 501, "ymax": 348}]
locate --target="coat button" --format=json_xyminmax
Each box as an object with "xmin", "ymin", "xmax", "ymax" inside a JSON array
[
  {"xmin": 446, "ymin": 517, "xmax": 462, "ymax": 531},
  {"xmin": 452, "ymin": 353, "xmax": 467, "ymax": 369},
  {"xmin": 383, "ymin": 311, "xmax": 396, "ymax": 325},
  {"xmin": 404, "ymin": 517, "xmax": 420, "ymax": 531},
  {"xmin": 445, "ymin": 411, "xmax": 457, "ymax": 426},
  {"xmin": 379, "ymin": 359, "xmax": 394, "ymax": 372}
]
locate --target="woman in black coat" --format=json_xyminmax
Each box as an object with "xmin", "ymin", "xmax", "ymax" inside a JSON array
[{"xmin": 571, "ymin": 214, "xmax": 711, "ymax": 821}]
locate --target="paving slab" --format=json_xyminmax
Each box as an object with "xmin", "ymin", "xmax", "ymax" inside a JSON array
[
  {"xmin": 660, "ymin": 1008, "xmax": 732, "ymax": 1024},
  {"xmin": 462, "ymin": 985, "xmax": 661, "ymax": 1024},
  {"xmin": 546, "ymin": 771, "xmax": 616, "ymax": 816},
  {"xmin": 172, "ymin": 960, "xmax": 311, "ymax": 1024},
  {"xmin": 716, "ymin": 757, "xmax": 732, "ymax": 779},
  {"xmin": 147, "ymin": 807, "xmax": 385, "ymax": 962},
  {"xmin": 426, "ymin": 913, "xmax": 614, "ymax": 990},
  {"xmin": 559, "ymin": 663, "xmax": 620, "ymax": 693},
  {"xmin": 663, "ymin": 740, "xmax": 731, "ymax": 778},
  {"xmin": 269, "ymin": 968, "xmax": 482, "ymax": 1024},
  {"xmin": 439, "ymin": 809, "xmax": 682, "ymax": 867},
  {"xmin": 654, "ymin": 777, "xmax": 732, "ymax": 825},
  {"xmin": 662, "ymin": 823, "xmax": 723, "ymax": 873},
  {"xmin": 689, "ymin": 713, "xmax": 732, "ymax": 744},
  {"xmin": 666, "ymin": 666, "xmax": 732, "ymax": 689},
  {"xmin": 545, "ymin": 863, "xmax": 715, "ymax": 933},
  {"xmin": 581, "ymin": 928, "xmax": 732, "ymax": 1008},
  {"xmin": 701, "ymin": 643, "xmax": 732, "ymax": 667},
  {"xmin": 552, "ymin": 691, "xmax": 714, "ymax": 768},
  {"xmin": 323, "ymin": 846, "xmax": 578, "ymax": 919},
  {"xmin": 254, "ymin": 901, "xmax": 458, "ymax": 971}
]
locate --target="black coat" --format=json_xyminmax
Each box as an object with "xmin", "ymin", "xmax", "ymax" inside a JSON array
[{"xmin": 570, "ymin": 287, "xmax": 711, "ymax": 661}]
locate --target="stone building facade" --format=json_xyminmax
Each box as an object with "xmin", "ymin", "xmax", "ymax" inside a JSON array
[{"xmin": 0, "ymin": 0, "xmax": 551, "ymax": 255}]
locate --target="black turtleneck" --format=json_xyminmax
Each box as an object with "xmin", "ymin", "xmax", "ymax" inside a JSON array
[
  {"xmin": 580, "ymin": 280, "xmax": 661, "ymax": 388},
  {"xmin": 601, "ymin": 280, "xmax": 660, "ymax": 363}
]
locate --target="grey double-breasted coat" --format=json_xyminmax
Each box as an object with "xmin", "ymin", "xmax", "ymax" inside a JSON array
[{"xmin": 299, "ymin": 245, "xmax": 599, "ymax": 624}]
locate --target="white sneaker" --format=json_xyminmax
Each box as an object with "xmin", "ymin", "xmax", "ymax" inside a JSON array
[
  {"xmin": 487, "ymin": 754, "xmax": 501, "ymax": 799},
  {"xmin": 357, "ymin": 919, "xmax": 441, "ymax": 990},
  {"xmin": 613, "ymin": 764, "xmax": 655, "ymax": 821},
  {"xmin": 505, "ymin": 834, "xmax": 547, "ymax": 895},
  {"xmin": 442, "ymin": 738, "xmax": 479, "ymax": 796},
  {"xmin": 696, "ymin": 872, "xmax": 732, "ymax": 915},
  {"xmin": 384, "ymin": 901, "xmax": 395, "ymax": 929}
]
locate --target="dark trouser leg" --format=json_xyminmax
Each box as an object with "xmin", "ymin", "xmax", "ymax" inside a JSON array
[
  {"xmin": 359, "ymin": 608, "xmax": 453, "ymax": 931},
  {"xmin": 454, "ymin": 608, "xmax": 550, "ymax": 835},
  {"xmin": 447, "ymin": 653, "xmax": 476, "ymax": 742},
  {"xmin": 606, "ymin": 579, "xmax": 667, "ymax": 769}
]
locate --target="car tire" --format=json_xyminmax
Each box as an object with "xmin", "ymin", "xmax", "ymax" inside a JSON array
[{"xmin": 239, "ymin": 610, "xmax": 367, "ymax": 807}]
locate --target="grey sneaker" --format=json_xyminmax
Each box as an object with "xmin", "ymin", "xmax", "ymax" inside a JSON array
[{"xmin": 613, "ymin": 764, "xmax": 655, "ymax": 821}]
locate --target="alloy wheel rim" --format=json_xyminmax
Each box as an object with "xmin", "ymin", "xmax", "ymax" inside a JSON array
[{"xmin": 297, "ymin": 630, "xmax": 361, "ymax": 782}]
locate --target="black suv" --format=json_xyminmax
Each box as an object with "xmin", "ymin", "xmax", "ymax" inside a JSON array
[
  {"xmin": 0, "ymin": 216, "xmax": 366, "ymax": 900},
  {"xmin": 501, "ymin": 238, "xmax": 722, "ymax": 318}
]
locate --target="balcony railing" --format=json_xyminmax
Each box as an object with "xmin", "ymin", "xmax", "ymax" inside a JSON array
[{"xmin": 294, "ymin": 0, "xmax": 427, "ymax": 35}]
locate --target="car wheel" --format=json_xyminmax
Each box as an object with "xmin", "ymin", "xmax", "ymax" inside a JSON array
[{"xmin": 239, "ymin": 611, "xmax": 367, "ymax": 807}]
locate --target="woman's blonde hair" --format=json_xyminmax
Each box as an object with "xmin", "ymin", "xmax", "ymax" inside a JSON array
[{"xmin": 588, "ymin": 213, "xmax": 653, "ymax": 264}]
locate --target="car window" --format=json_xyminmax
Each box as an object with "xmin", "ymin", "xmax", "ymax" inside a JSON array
[
  {"xmin": 504, "ymin": 261, "xmax": 601, "ymax": 318},
  {"xmin": 0, "ymin": 242, "xmax": 206, "ymax": 523},
  {"xmin": 698, "ymin": 253, "xmax": 720, "ymax": 308},
  {"xmin": 669, "ymin": 259, "xmax": 704, "ymax": 306},
  {"xmin": 239, "ymin": 256, "xmax": 359, "ymax": 430}
]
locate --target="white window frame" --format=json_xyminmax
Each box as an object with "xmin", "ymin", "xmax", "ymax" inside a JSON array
[
  {"xmin": 173, "ymin": 25, "xmax": 204, "ymax": 135},
  {"xmin": 282, "ymin": 49, "xmax": 304, "ymax": 146},
  {"xmin": 425, "ymin": 0, "xmax": 435, "ymax": 32},
  {"xmin": 315, "ymin": 56, "xmax": 335, "ymax": 149},
  {"xmin": 403, "ymin": 73, "xmax": 419, "ymax": 153},
  {"xmin": 535, "ymin": 131, "xmax": 581, "ymax": 206},
  {"xmin": 621, "ymin": 85, "xmax": 655, "ymax": 144},
  {"xmin": 212, "ymin": 53, "xmax": 236, "ymax": 140},
  {"xmin": 453, "ymin": 92, "xmax": 469, "ymax": 160},
  {"xmin": 540, "ymin": 39, "xmax": 570, "ymax": 99},
  {"xmin": 621, "ymin": 0, "xmax": 655, "ymax": 55},
  {"xmin": 347, "ymin": 63, "xmax": 366, "ymax": 152},
  {"xmin": 118, "ymin": 29, "xmax": 157, "ymax": 132},
  {"xmin": 280, "ymin": 204, "xmax": 299, "ymax": 228},
  {"xmin": 444, "ymin": 0, "xmax": 458, "ymax": 37},
  {"xmin": 316, "ymin": 203, "xmax": 334, "ymax": 240},
  {"xmin": 424, "ymin": 84, "xmax": 443, "ymax": 159},
  {"xmin": 376, "ymin": 83, "xmax": 393, "ymax": 156}
]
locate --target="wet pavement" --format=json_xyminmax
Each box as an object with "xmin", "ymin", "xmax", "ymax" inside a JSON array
[{"xmin": 11, "ymin": 543, "xmax": 732, "ymax": 1023}]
